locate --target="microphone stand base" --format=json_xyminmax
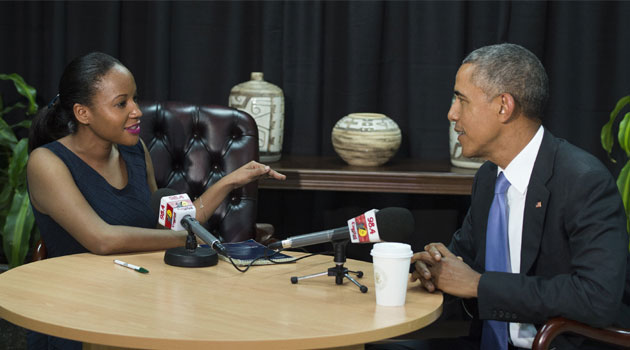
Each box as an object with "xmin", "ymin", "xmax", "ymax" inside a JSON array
[
  {"xmin": 164, "ymin": 246, "xmax": 218, "ymax": 267},
  {"xmin": 290, "ymin": 239, "xmax": 368, "ymax": 293}
]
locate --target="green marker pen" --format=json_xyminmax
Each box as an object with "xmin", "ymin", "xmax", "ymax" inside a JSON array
[{"xmin": 114, "ymin": 259, "xmax": 149, "ymax": 274}]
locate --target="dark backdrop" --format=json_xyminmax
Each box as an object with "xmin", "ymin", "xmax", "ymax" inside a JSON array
[{"xmin": 2, "ymin": 1, "xmax": 630, "ymax": 259}]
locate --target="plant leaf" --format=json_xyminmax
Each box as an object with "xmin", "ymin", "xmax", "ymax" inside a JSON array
[
  {"xmin": 602, "ymin": 95, "xmax": 630, "ymax": 161},
  {"xmin": 618, "ymin": 112, "xmax": 630, "ymax": 158},
  {"xmin": 8, "ymin": 138, "xmax": 29, "ymax": 190},
  {"xmin": 0, "ymin": 115, "xmax": 18, "ymax": 149},
  {"xmin": 0, "ymin": 184, "xmax": 12, "ymax": 216},
  {"xmin": 1, "ymin": 101, "xmax": 27, "ymax": 116},
  {"xmin": 0, "ymin": 73, "xmax": 38, "ymax": 115},
  {"xmin": 2, "ymin": 189, "xmax": 35, "ymax": 268},
  {"xmin": 618, "ymin": 161, "xmax": 630, "ymax": 249},
  {"xmin": 11, "ymin": 119, "xmax": 32, "ymax": 130}
]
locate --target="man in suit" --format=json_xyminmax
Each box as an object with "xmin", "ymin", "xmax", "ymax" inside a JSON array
[{"xmin": 410, "ymin": 43, "xmax": 630, "ymax": 349}]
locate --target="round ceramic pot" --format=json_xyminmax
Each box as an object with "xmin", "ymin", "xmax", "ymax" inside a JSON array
[
  {"xmin": 229, "ymin": 72, "xmax": 284, "ymax": 162},
  {"xmin": 449, "ymin": 121, "xmax": 485, "ymax": 168},
  {"xmin": 332, "ymin": 113, "xmax": 401, "ymax": 166}
]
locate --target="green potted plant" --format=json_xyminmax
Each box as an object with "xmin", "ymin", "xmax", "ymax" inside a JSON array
[
  {"xmin": 601, "ymin": 94, "xmax": 630, "ymax": 249},
  {"xmin": 0, "ymin": 73, "xmax": 38, "ymax": 268}
]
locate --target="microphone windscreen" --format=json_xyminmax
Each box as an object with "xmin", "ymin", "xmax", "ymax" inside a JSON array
[
  {"xmin": 150, "ymin": 188, "xmax": 178, "ymax": 216},
  {"xmin": 374, "ymin": 207, "xmax": 415, "ymax": 243}
]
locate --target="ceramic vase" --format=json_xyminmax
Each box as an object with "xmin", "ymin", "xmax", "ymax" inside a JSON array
[
  {"xmin": 229, "ymin": 72, "xmax": 284, "ymax": 162},
  {"xmin": 448, "ymin": 95, "xmax": 484, "ymax": 169},
  {"xmin": 332, "ymin": 113, "xmax": 401, "ymax": 166},
  {"xmin": 449, "ymin": 121, "xmax": 485, "ymax": 168}
]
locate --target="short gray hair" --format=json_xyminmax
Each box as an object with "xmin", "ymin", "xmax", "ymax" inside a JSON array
[{"xmin": 462, "ymin": 43, "xmax": 549, "ymax": 120}]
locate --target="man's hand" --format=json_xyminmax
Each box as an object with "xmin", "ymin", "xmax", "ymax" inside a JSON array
[
  {"xmin": 410, "ymin": 242, "xmax": 481, "ymax": 298},
  {"xmin": 410, "ymin": 250, "xmax": 438, "ymax": 292}
]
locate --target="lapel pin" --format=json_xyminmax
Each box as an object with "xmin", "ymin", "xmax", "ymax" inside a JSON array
[{"xmin": 536, "ymin": 201, "xmax": 542, "ymax": 208}]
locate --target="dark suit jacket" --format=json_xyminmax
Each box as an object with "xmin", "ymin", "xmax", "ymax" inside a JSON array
[{"xmin": 449, "ymin": 130, "xmax": 630, "ymax": 349}]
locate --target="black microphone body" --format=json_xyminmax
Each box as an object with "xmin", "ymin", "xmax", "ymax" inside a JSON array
[
  {"xmin": 152, "ymin": 189, "xmax": 221, "ymax": 267},
  {"xmin": 151, "ymin": 188, "xmax": 226, "ymax": 254},
  {"xmin": 180, "ymin": 215, "xmax": 226, "ymax": 254},
  {"xmin": 268, "ymin": 207, "xmax": 414, "ymax": 250}
]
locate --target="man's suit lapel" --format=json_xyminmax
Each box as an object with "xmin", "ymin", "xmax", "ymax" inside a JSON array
[{"xmin": 520, "ymin": 130, "xmax": 556, "ymax": 273}]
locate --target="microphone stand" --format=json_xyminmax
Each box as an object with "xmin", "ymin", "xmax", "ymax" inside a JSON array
[
  {"xmin": 163, "ymin": 222, "xmax": 218, "ymax": 267},
  {"xmin": 290, "ymin": 239, "xmax": 368, "ymax": 293}
]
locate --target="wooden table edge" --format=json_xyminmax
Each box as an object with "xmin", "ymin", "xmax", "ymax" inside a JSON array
[{"xmin": 0, "ymin": 252, "xmax": 444, "ymax": 350}]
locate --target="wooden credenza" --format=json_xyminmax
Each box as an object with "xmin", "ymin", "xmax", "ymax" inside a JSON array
[{"xmin": 259, "ymin": 155, "xmax": 477, "ymax": 195}]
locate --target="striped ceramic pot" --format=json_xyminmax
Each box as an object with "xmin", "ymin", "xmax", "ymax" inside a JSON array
[{"xmin": 332, "ymin": 113, "xmax": 401, "ymax": 166}]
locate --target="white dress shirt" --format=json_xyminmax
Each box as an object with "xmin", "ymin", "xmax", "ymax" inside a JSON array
[{"xmin": 497, "ymin": 125, "xmax": 544, "ymax": 349}]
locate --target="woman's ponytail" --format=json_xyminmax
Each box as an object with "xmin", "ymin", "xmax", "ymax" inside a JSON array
[{"xmin": 28, "ymin": 95, "xmax": 75, "ymax": 153}]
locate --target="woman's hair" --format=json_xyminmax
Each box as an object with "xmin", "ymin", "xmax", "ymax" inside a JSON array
[
  {"xmin": 462, "ymin": 43, "xmax": 549, "ymax": 120},
  {"xmin": 28, "ymin": 52, "xmax": 124, "ymax": 152}
]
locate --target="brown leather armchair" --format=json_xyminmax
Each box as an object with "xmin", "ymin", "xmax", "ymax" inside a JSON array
[
  {"xmin": 31, "ymin": 101, "xmax": 272, "ymax": 262},
  {"xmin": 532, "ymin": 317, "xmax": 630, "ymax": 350},
  {"xmin": 138, "ymin": 101, "xmax": 271, "ymax": 243}
]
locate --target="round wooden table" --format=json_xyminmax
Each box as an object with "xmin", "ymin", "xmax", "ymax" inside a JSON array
[{"xmin": 0, "ymin": 251, "xmax": 442, "ymax": 350}]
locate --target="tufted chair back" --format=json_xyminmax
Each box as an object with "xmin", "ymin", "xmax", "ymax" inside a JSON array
[{"xmin": 138, "ymin": 101, "xmax": 259, "ymax": 243}]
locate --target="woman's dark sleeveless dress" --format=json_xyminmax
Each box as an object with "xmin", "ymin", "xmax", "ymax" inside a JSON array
[{"xmin": 28, "ymin": 140, "xmax": 155, "ymax": 350}]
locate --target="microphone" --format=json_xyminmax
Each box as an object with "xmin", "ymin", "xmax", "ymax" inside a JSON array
[
  {"xmin": 151, "ymin": 189, "xmax": 226, "ymax": 254},
  {"xmin": 151, "ymin": 189, "xmax": 225, "ymax": 268},
  {"xmin": 268, "ymin": 207, "xmax": 414, "ymax": 250}
]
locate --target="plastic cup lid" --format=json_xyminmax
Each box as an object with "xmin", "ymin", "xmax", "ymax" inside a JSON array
[{"xmin": 370, "ymin": 242, "xmax": 413, "ymax": 258}]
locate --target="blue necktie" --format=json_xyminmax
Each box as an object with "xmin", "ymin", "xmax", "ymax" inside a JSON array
[{"xmin": 481, "ymin": 172, "xmax": 511, "ymax": 350}]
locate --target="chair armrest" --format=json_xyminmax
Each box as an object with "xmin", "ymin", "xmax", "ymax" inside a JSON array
[
  {"xmin": 532, "ymin": 317, "xmax": 630, "ymax": 350},
  {"xmin": 255, "ymin": 223, "xmax": 277, "ymax": 246},
  {"xmin": 31, "ymin": 239, "xmax": 47, "ymax": 262}
]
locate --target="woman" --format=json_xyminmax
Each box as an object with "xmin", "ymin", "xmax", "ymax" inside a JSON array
[{"xmin": 26, "ymin": 52, "xmax": 285, "ymax": 349}]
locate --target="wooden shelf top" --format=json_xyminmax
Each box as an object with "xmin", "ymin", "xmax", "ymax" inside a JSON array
[{"xmin": 259, "ymin": 155, "xmax": 477, "ymax": 195}]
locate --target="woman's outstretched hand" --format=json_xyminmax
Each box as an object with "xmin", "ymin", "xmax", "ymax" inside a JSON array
[{"xmin": 226, "ymin": 160, "xmax": 286, "ymax": 189}]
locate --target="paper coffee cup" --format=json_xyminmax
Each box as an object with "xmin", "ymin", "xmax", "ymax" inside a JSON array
[{"xmin": 370, "ymin": 242, "xmax": 413, "ymax": 306}]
